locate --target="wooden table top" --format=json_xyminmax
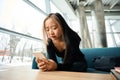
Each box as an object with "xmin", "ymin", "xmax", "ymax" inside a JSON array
[{"xmin": 0, "ymin": 65, "xmax": 116, "ymax": 80}]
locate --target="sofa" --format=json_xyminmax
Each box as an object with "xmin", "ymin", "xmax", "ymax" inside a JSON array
[
  {"xmin": 81, "ymin": 47, "xmax": 120, "ymax": 73},
  {"xmin": 32, "ymin": 47, "xmax": 120, "ymax": 73}
]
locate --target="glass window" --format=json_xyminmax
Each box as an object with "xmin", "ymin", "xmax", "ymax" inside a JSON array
[
  {"xmin": 29, "ymin": 0, "xmax": 46, "ymax": 12},
  {"xmin": 50, "ymin": 1, "xmax": 61, "ymax": 13},
  {"xmin": 0, "ymin": 0, "xmax": 46, "ymax": 39}
]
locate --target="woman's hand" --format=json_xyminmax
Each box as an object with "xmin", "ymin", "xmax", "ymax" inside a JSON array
[
  {"xmin": 36, "ymin": 58, "xmax": 57, "ymax": 71},
  {"xmin": 46, "ymin": 59, "xmax": 58, "ymax": 71}
]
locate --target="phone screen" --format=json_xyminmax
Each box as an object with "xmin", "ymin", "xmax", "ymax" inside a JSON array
[{"xmin": 33, "ymin": 52, "xmax": 46, "ymax": 59}]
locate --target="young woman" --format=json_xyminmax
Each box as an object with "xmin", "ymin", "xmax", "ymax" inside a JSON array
[{"xmin": 36, "ymin": 13, "xmax": 87, "ymax": 72}]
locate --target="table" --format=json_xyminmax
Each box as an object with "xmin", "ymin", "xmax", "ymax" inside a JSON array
[{"xmin": 0, "ymin": 65, "xmax": 116, "ymax": 80}]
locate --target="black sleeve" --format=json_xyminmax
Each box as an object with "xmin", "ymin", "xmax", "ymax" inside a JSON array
[{"xmin": 57, "ymin": 63, "xmax": 72, "ymax": 71}]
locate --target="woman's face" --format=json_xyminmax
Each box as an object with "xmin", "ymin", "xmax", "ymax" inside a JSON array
[{"xmin": 45, "ymin": 18, "xmax": 63, "ymax": 41}]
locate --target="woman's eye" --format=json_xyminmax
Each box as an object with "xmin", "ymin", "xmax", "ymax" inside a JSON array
[
  {"xmin": 53, "ymin": 26, "xmax": 57, "ymax": 29},
  {"xmin": 46, "ymin": 28, "xmax": 49, "ymax": 31}
]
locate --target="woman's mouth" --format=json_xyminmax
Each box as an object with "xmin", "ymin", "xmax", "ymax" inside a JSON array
[{"xmin": 50, "ymin": 35, "xmax": 56, "ymax": 38}]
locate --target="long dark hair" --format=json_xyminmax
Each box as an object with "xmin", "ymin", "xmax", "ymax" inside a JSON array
[{"xmin": 43, "ymin": 13, "xmax": 80, "ymax": 63}]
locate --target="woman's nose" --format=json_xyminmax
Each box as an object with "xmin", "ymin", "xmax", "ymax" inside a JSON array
[{"xmin": 49, "ymin": 30, "xmax": 54, "ymax": 35}]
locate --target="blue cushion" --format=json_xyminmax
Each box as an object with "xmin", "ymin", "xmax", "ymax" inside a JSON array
[
  {"xmin": 32, "ymin": 57, "xmax": 39, "ymax": 69},
  {"xmin": 81, "ymin": 47, "xmax": 120, "ymax": 68}
]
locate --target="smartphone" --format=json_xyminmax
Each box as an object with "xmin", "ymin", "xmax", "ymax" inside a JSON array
[{"xmin": 33, "ymin": 52, "xmax": 46, "ymax": 59}]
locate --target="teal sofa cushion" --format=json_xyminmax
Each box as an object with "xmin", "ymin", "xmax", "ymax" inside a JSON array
[
  {"xmin": 81, "ymin": 47, "xmax": 120, "ymax": 68},
  {"xmin": 32, "ymin": 57, "xmax": 39, "ymax": 69}
]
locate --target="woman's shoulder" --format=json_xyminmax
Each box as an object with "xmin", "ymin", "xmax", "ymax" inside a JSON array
[{"xmin": 70, "ymin": 32, "xmax": 81, "ymax": 41}]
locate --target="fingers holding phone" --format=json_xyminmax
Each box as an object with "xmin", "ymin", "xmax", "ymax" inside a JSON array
[
  {"xmin": 33, "ymin": 52, "xmax": 57, "ymax": 71},
  {"xmin": 33, "ymin": 52, "xmax": 48, "ymax": 71},
  {"xmin": 37, "ymin": 59, "xmax": 48, "ymax": 71}
]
